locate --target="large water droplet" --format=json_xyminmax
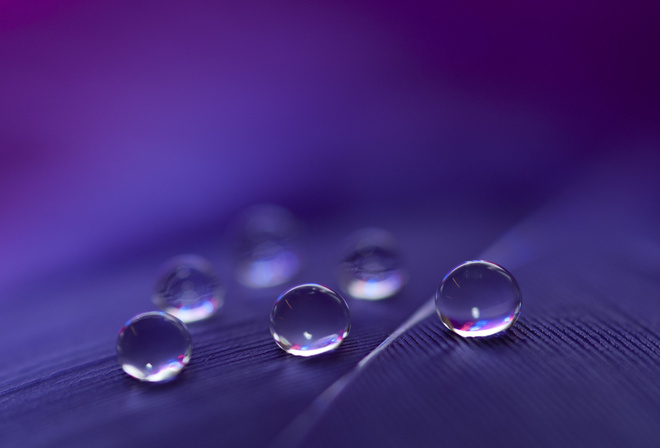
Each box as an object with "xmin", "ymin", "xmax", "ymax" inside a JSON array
[
  {"xmin": 116, "ymin": 312, "xmax": 192, "ymax": 382},
  {"xmin": 435, "ymin": 260, "xmax": 522, "ymax": 337},
  {"xmin": 270, "ymin": 283, "xmax": 350, "ymax": 356}
]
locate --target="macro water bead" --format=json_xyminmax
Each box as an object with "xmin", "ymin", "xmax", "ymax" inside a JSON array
[
  {"xmin": 230, "ymin": 204, "xmax": 302, "ymax": 288},
  {"xmin": 435, "ymin": 261, "xmax": 522, "ymax": 337},
  {"xmin": 270, "ymin": 284, "xmax": 351, "ymax": 357},
  {"xmin": 153, "ymin": 255, "xmax": 224, "ymax": 323},
  {"xmin": 116, "ymin": 312, "xmax": 193, "ymax": 383},
  {"xmin": 338, "ymin": 228, "xmax": 406, "ymax": 300}
]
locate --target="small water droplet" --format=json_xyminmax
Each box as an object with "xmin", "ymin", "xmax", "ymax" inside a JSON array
[
  {"xmin": 153, "ymin": 255, "xmax": 224, "ymax": 323},
  {"xmin": 270, "ymin": 284, "xmax": 350, "ymax": 356},
  {"xmin": 116, "ymin": 312, "xmax": 192, "ymax": 382},
  {"xmin": 435, "ymin": 260, "xmax": 522, "ymax": 337},
  {"xmin": 338, "ymin": 228, "xmax": 406, "ymax": 300},
  {"xmin": 231, "ymin": 204, "xmax": 302, "ymax": 288}
]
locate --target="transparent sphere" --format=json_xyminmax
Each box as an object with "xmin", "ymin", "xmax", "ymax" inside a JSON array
[
  {"xmin": 152, "ymin": 255, "xmax": 224, "ymax": 323},
  {"xmin": 270, "ymin": 283, "xmax": 350, "ymax": 357},
  {"xmin": 435, "ymin": 260, "xmax": 522, "ymax": 337},
  {"xmin": 338, "ymin": 228, "xmax": 406, "ymax": 300},
  {"xmin": 116, "ymin": 312, "xmax": 193, "ymax": 383},
  {"xmin": 231, "ymin": 204, "xmax": 302, "ymax": 288}
]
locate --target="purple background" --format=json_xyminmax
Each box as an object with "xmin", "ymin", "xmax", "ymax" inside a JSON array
[
  {"xmin": 1, "ymin": 1, "xmax": 660, "ymax": 447},
  {"xmin": 2, "ymin": 0, "xmax": 658, "ymax": 290}
]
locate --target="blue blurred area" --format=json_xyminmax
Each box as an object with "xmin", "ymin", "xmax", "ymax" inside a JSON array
[{"xmin": 0, "ymin": 0, "xmax": 658, "ymax": 289}]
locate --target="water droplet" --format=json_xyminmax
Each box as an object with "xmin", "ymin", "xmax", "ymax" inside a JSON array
[
  {"xmin": 116, "ymin": 312, "xmax": 192, "ymax": 382},
  {"xmin": 153, "ymin": 255, "xmax": 224, "ymax": 323},
  {"xmin": 270, "ymin": 283, "xmax": 350, "ymax": 356},
  {"xmin": 231, "ymin": 204, "xmax": 302, "ymax": 288},
  {"xmin": 435, "ymin": 260, "xmax": 522, "ymax": 337},
  {"xmin": 338, "ymin": 228, "xmax": 406, "ymax": 300}
]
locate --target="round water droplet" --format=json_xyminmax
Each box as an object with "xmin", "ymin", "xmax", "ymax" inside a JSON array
[
  {"xmin": 270, "ymin": 283, "xmax": 350, "ymax": 357},
  {"xmin": 435, "ymin": 260, "xmax": 522, "ymax": 337},
  {"xmin": 338, "ymin": 228, "xmax": 406, "ymax": 300},
  {"xmin": 153, "ymin": 255, "xmax": 224, "ymax": 323},
  {"xmin": 116, "ymin": 311, "xmax": 192, "ymax": 382},
  {"xmin": 231, "ymin": 204, "xmax": 302, "ymax": 288}
]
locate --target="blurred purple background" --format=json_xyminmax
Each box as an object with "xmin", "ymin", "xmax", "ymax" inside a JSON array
[
  {"xmin": 1, "ymin": 0, "xmax": 658, "ymax": 300},
  {"xmin": 2, "ymin": 3, "xmax": 660, "ymax": 447}
]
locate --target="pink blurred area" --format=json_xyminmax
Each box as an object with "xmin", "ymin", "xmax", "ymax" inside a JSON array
[{"xmin": 1, "ymin": 0, "xmax": 658, "ymax": 288}]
